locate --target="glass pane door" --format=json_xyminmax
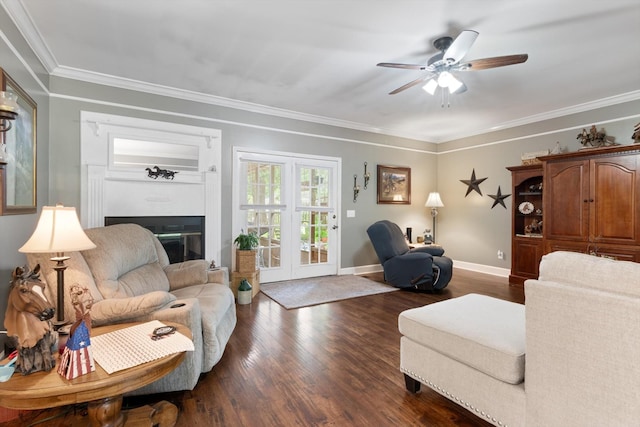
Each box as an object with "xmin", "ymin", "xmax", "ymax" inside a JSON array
[
  {"xmin": 241, "ymin": 162, "xmax": 284, "ymax": 272},
  {"xmin": 293, "ymin": 163, "xmax": 337, "ymax": 278},
  {"xmin": 234, "ymin": 150, "xmax": 339, "ymax": 282}
]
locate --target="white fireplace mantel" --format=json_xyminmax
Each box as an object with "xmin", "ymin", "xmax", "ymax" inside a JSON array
[{"xmin": 80, "ymin": 111, "xmax": 222, "ymax": 264}]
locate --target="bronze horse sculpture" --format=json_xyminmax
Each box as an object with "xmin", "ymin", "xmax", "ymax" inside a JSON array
[{"xmin": 4, "ymin": 265, "xmax": 58, "ymax": 374}]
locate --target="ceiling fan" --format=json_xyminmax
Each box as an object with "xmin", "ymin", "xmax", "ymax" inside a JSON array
[{"xmin": 377, "ymin": 30, "xmax": 528, "ymax": 97}]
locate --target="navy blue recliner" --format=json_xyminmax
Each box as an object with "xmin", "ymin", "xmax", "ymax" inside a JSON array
[{"xmin": 366, "ymin": 220, "xmax": 453, "ymax": 291}]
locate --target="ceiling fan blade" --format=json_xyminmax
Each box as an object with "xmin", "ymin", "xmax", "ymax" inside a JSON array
[
  {"xmin": 388, "ymin": 75, "xmax": 432, "ymax": 95},
  {"xmin": 444, "ymin": 30, "xmax": 479, "ymax": 63},
  {"xmin": 377, "ymin": 62, "xmax": 426, "ymax": 70},
  {"xmin": 465, "ymin": 54, "xmax": 529, "ymax": 70}
]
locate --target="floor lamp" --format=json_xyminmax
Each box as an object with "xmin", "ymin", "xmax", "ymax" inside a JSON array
[
  {"xmin": 19, "ymin": 204, "xmax": 96, "ymax": 328},
  {"xmin": 425, "ymin": 192, "xmax": 444, "ymax": 243}
]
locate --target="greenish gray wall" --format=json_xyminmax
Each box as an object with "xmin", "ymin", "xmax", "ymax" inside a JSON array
[{"xmin": 47, "ymin": 78, "xmax": 438, "ymax": 270}]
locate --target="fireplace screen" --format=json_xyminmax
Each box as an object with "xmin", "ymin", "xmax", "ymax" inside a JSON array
[{"xmin": 105, "ymin": 216, "xmax": 205, "ymax": 264}]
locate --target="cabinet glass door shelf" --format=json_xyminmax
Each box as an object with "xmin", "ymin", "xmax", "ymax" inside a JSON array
[
  {"xmin": 515, "ymin": 179, "xmax": 543, "ymax": 238},
  {"xmin": 507, "ymin": 164, "xmax": 544, "ymax": 286}
]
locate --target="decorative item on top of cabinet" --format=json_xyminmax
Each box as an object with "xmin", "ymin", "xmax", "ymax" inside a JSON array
[
  {"xmin": 576, "ymin": 124, "xmax": 617, "ymax": 149},
  {"xmin": 506, "ymin": 163, "xmax": 544, "ymax": 286},
  {"xmin": 521, "ymin": 149, "xmax": 549, "ymax": 165}
]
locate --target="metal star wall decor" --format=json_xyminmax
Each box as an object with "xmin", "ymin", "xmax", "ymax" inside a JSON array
[
  {"xmin": 488, "ymin": 186, "xmax": 511, "ymax": 209},
  {"xmin": 460, "ymin": 169, "xmax": 488, "ymax": 197}
]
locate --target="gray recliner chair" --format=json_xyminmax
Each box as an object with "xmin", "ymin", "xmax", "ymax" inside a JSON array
[{"xmin": 367, "ymin": 220, "xmax": 453, "ymax": 291}]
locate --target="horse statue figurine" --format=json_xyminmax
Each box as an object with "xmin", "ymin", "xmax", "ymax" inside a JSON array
[
  {"xmin": 145, "ymin": 167, "xmax": 162, "ymax": 179},
  {"xmin": 4, "ymin": 265, "xmax": 58, "ymax": 375},
  {"xmin": 145, "ymin": 165, "xmax": 179, "ymax": 180}
]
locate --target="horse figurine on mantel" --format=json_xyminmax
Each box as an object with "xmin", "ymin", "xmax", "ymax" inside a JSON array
[
  {"xmin": 4, "ymin": 265, "xmax": 58, "ymax": 374},
  {"xmin": 145, "ymin": 165, "xmax": 179, "ymax": 180}
]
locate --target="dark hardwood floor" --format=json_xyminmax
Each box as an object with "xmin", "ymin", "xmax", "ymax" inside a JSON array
[{"xmin": 8, "ymin": 269, "xmax": 524, "ymax": 426}]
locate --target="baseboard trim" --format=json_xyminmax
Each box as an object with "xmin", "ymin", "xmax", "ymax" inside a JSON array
[
  {"xmin": 339, "ymin": 265, "xmax": 383, "ymax": 275},
  {"xmin": 452, "ymin": 260, "xmax": 510, "ymax": 278},
  {"xmin": 340, "ymin": 261, "xmax": 510, "ymax": 279}
]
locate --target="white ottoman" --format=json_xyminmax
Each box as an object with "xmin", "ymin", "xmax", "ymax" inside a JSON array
[{"xmin": 398, "ymin": 293, "xmax": 526, "ymax": 427}]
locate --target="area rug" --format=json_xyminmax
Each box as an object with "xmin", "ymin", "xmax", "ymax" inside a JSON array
[{"xmin": 260, "ymin": 275, "xmax": 398, "ymax": 309}]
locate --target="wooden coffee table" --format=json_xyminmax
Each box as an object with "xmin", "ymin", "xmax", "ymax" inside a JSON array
[{"xmin": 0, "ymin": 321, "xmax": 190, "ymax": 427}]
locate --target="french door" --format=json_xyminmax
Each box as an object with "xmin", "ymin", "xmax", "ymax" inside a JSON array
[{"xmin": 233, "ymin": 149, "xmax": 340, "ymax": 283}]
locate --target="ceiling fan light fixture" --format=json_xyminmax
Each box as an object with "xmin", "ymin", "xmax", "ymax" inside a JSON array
[
  {"xmin": 437, "ymin": 71, "xmax": 452, "ymax": 88},
  {"xmin": 448, "ymin": 75, "xmax": 464, "ymax": 94},
  {"xmin": 422, "ymin": 79, "xmax": 437, "ymax": 95},
  {"xmin": 378, "ymin": 30, "xmax": 528, "ymax": 97}
]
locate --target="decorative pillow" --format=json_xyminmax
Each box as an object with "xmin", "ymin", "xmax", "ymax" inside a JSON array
[{"xmin": 164, "ymin": 260, "xmax": 208, "ymax": 290}]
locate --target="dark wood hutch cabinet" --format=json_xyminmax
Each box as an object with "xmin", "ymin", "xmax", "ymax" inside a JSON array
[
  {"xmin": 541, "ymin": 144, "xmax": 640, "ymax": 262},
  {"xmin": 508, "ymin": 144, "xmax": 640, "ymax": 286},
  {"xmin": 507, "ymin": 164, "xmax": 544, "ymax": 285}
]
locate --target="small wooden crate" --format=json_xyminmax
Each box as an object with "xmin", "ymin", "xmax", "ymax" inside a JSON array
[
  {"xmin": 230, "ymin": 270, "xmax": 260, "ymax": 299},
  {"xmin": 235, "ymin": 249, "xmax": 258, "ymax": 273}
]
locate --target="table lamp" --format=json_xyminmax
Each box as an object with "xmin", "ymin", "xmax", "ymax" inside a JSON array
[
  {"xmin": 19, "ymin": 204, "xmax": 96, "ymax": 327},
  {"xmin": 425, "ymin": 192, "xmax": 444, "ymax": 243}
]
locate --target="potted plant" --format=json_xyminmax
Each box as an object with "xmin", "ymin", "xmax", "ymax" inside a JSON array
[{"xmin": 234, "ymin": 230, "xmax": 259, "ymax": 272}]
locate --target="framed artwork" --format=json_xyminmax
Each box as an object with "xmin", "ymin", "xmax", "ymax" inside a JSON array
[
  {"xmin": 377, "ymin": 165, "xmax": 411, "ymax": 204},
  {"xmin": 1, "ymin": 68, "xmax": 37, "ymax": 215}
]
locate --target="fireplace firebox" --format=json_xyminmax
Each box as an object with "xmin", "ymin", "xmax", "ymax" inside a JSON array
[{"xmin": 105, "ymin": 216, "xmax": 205, "ymax": 264}]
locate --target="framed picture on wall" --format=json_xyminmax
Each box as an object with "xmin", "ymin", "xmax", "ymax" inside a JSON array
[
  {"xmin": 377, "ymin": 165, "xmax": 411, "ymax": 204},
  {"xmin": 0, "ymin": 67, "xmax": 37, "ymax": 215}
]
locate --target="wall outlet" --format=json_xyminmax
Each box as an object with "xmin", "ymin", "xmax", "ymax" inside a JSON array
[{"xmin": 497, "ymin": 250, "xmax": 505, "ymax": 260}]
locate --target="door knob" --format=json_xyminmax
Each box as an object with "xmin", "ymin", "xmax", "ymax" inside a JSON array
[{"xmin": 332, "ymin": 225, "xmax": 338, "ymax": 230}]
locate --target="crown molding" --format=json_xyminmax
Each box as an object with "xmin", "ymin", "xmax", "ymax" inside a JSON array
[
  {"xmin": 1, "ymin": 0, "xmax": 58, "ymax": 72},
  {"xmin": 51, "ymin": 65, "xmax": 431, "ymax": 143},
  {"xmin": 438, "ymin": 90, "xmax": 640, "ymax": 143},
  {"xmin": 49, "ymin": 65, "xmax": 640, "ymax": 145}
]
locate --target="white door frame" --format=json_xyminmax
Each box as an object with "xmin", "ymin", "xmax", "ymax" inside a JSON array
[{"xmin": 232, "ymin": 147, "xmax": 342, "ymax": 283}]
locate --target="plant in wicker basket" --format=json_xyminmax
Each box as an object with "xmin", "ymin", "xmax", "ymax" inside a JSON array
[{"xmin": 234, "ymin": 231, "xmax": 259, "ymax": 272}]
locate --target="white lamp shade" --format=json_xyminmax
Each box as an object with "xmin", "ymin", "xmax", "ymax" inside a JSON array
[
  {"xmin": 447, "ymin": 75, "xmax": 464, "ymax": 94},
  {"xmin": 19, "ymin": 205, "xmax": 96, "ymax": 254},
  {"xmin": 425, "ymin": 192, "xmax": 444, "ymax": 208},
  {"xmin": 422, "ymin": 79, "xmax": 438, "ymax": 95}
]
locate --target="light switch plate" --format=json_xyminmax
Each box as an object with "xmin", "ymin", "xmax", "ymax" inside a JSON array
[{"xmin": 346, "ymin": 210, "xmax": 355, "ymax": 218}]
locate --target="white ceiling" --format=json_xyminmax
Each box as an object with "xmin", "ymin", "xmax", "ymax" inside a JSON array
[{"xmin": 4, "ymin": 0, "xmax": 640, "ymax": 142}]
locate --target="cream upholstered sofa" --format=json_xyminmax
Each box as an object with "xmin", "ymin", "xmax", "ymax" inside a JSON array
[
  {"xmin": 399, "ymin": 251, "xmax": 640, "ymax": 427},
  {"xmin": 27, "ymin": 223, "xmax": 236, "ymax": 395}
]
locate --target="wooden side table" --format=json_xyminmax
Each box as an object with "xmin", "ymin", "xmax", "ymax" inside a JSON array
[{"xmin": 0, "ymin": 321, "xmax": 190, "ymax": 427}]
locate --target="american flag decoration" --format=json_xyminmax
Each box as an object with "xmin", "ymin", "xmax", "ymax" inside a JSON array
[{"xmin": 57, "ymin": 319, "xmax": 95, "ymax": 379}]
